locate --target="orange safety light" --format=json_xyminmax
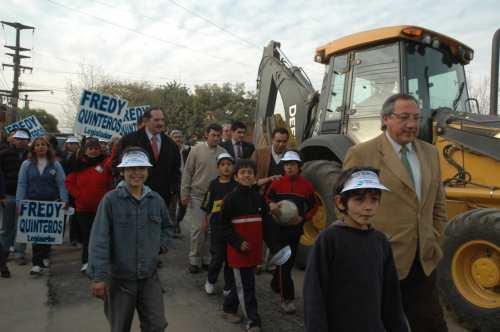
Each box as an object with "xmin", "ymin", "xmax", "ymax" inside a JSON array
[{"xmin": 402, "ymin": 27, "xmax": 423, "ymax": 38}]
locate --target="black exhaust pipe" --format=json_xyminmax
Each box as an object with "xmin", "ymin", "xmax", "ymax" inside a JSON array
[{"xmin": 490, "ymin": 29, "xmax": 500, "ymax": 116}]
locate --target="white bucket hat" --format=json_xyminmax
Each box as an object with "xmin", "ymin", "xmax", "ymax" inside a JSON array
[
  {"xmin": 216, "ymin": 152, "xmax": 234, "ymax": 164},
  {"xmin": 341, "ymin": 170, "xmax": 390, "ymax": 193},
  {"xmin": 65, "ymin": 136, "xmax": 80, "ymax": 144},
  {"xmin": 13, "ymin": 130, "xmax": 30, "ymax": 140},
  {"xmin": 117, "ymin": 150, "xmax": 153, "ymax": 168},
  {"xmin": 280, "ymin": 150, "xmax": 302, "ymax": 164},
  {"xmin": 269, "ymin": 245, "xmax": 292, "ymax": 266}
]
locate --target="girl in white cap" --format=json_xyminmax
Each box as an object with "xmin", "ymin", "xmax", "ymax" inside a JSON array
[{"xmin": 303, "ymin": 167, "xmax": 409, "ymax": 332}]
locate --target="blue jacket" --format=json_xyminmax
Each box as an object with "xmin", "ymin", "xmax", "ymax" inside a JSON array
[
  {"xmin": 87, "ymin": 182, "xmax": 173, "ymax": 281},
  {"xmin": 16, "ymin": 159, "xmax": 68, "ymax": 203}
]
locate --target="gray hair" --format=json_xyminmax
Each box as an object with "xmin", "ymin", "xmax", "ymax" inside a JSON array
[
  {"xmin": 380, "ymin": 93, "xmax": 419, "ymax": 130},
  {"xmin": 170, "ymin": 129, "xmax": 182, "ymax": 137}
]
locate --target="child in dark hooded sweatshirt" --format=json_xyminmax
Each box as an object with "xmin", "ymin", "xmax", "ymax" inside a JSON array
[{"xmin": 303, "ymin": 167, "xmax": 409, "ymax": 332}]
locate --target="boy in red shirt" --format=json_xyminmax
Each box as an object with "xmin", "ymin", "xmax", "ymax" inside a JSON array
[
  {"xmin": 265, "ymin": 150, "xmax": 318, "ymax": 313},
  {"xmin": 220, "ymin": 159, "xmax": 275, "ymax": 332}
]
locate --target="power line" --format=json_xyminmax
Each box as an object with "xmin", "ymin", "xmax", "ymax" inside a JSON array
[
  {"xmin": 168, "ymin": 0, "xmax": 259, "ymax": 49},
  {"xmin": 91, "ymin": 0, "xmax": 226, "ymax": 40},
  {"xmin": 45, "ymin": 0, "xmax": 253, "ymax": 69}
]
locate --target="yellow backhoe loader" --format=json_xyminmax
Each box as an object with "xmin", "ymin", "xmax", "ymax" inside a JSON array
[{"xmin": 254, "ymin": 26, "xmax": 500, "ymax": 330}]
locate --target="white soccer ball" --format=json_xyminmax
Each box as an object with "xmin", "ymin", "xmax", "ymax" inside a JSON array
[{"xmin": 276, "ymin": 200, "xmax": 299, "ymax": 225}]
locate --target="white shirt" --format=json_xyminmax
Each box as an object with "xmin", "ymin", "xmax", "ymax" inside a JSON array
[
  {"xmin": 385, "ymin": 131, "xmax": 422, "ymax": 200},
  {"xmin": 271, "ymin": 145, "xmax": 284, "ymax": 165},
  {"xmin": 145, "ymin": 128, "xmax": 161, "ymax": 152},
  {"xmin": 37, "ymin": 158, "xmax": 47, "ymax": 174}
]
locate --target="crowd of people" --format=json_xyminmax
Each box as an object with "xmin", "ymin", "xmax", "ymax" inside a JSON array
[{"xmin": 0, "ymin": 94, "xmax": 450, "ymax": 332}]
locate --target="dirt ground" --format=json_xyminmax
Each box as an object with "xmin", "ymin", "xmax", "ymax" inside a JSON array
[{"xmin": 0, "ymin": 223, "xmax": 469, "ymax": 332}]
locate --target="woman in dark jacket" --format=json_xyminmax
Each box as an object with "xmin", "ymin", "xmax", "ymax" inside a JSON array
[
  {"xmin": 16, "ymin": 136, "xmax": 68, "ymax": 275},
  {"xmin": 65, "ymin": 137, "xmax": 114, "ymax": 272}
]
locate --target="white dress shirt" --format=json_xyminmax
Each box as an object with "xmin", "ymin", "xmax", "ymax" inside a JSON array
[
  {"xmin": 271, "ymin": 145, "xmax": 284, "ymax": 164},
  {"xmin": 385, "ymin": 131, "xmax": 422, "ymax": 200}
]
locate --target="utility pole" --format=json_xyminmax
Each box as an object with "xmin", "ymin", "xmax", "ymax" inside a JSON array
[{"xmin": 0, "ymin": 21, "xmax": 50, "ymax": 123}]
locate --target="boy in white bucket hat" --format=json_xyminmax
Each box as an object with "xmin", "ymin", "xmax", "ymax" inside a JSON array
[
  {"xmin": 303, "ymin": 167, "xmax": 409, "ymax": 332},
  {"xmin": 88, "ymin": 147, "xmax": 173, "ymax": 332}
]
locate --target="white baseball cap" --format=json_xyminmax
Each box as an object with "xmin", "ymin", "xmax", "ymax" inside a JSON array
[
  {"xmin": 13, "ymin": 130, "xmax": 30, "ymax": 140},
  {"xmin": 280, "ymin": 150, "xmax": 302, "ymax": 163},
  {"xmin": 216, "ymin": 152, "xmax": 234, "ymax": 164},
  {"xmin": 341, "ymin": 170, "xmax": 390, "ymax": 193},
  {"xmin": 65, "ymin": 136, "xmax": 80, "ymax": 144},
  {"xmin": 117, "ymin": 150, "xmax": 153, "ymax": 168}
]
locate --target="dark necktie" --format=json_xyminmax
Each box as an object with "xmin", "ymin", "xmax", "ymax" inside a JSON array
[
  {"xmin": 236, "ymin": 142, "xmax": 243, "ymax": 159},
  {"xmin": 400, "ymin": 145, "xmax": 414, "ymax": 186},
  {"xmin": 151, "ymin": 135, "xmax": 159, "ymax": 161}
]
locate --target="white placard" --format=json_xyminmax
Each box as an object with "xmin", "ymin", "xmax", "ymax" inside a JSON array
[
  {"xmin": 4, "ymin": 115, "xmax": 47, "ymax": 138},
  {"xmin": 16, "ymin": 200, "xmax": 66, "ymax": 245},
  {"xmin": 120, "ymin": 105, "xmax": 149, "ymax": 135},
  {"xmin": 75, "ymin": 89, "xmax": 128, "ymax": 141}
]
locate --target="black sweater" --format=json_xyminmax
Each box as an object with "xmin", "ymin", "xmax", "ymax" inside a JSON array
[{"xmin": 303, "ymin": 221, "xmax": 408, "ymax": 332}]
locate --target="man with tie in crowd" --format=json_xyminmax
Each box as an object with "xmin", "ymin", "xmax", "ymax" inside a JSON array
[
  {"xmin": 118, "ymin": 107, "xmax": 181, "ymax": 207},
  {"xmin": 343, "ymin": 94, "xmax": 448, "ymax": 332},
  {"xmin": 219, "ymin": 121, "xmax": 255, "ymax": 160}
]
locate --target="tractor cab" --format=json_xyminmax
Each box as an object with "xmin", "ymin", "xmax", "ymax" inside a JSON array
[{"xmin": 311, "ymin": 26, "xmax": 473, "ymax": 144}]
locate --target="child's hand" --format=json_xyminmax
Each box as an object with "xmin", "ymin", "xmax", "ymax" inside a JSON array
[
  {"xmin": 91, "ymin": 281, "xmax": 108, "ymax": 300},
  {"xmin": 240, "ymin": 241, "xmax": 250, "ymax": 252},
  {"xmin": 269, "ymin": 202, "xmax": 281, "ymax": 217},
  {"xmin": 289, "ymin": 215, "xmax": 303, "ymax": 225}
]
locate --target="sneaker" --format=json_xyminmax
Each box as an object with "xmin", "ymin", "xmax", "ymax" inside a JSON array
[
  {"xmin": 80, "ymin": 263, "xmax": 88, "ymax": 272},
  {"xmin": 247, "ymin": 326, "xmax": 261, "ymax": 332},
  {"xmin": 188, "ymin": 264, "xmax": 200, "ymax": 274},
  {"xmin": 222, "ymin": 288, "xmax": 231, "ymax": 297},
  {"xmin": 9, "ymin": 246, "xmax": 15, "ymax": 253},
  {"xmin": 223, "ymin": 312, "xmax": 242, "ymax": 324},
  {"xmin": 42, "ymin": 259, "xmax": 50, "ymax": 268},
  {"xmin": 281, "ymin": 300, "xmax": 296, "ymax": 314},
  {"xmin": 30, "ymin": 265, "xmax": 42, "ymax": 275},
  {"xmin": 204, "ymin": 280, "xmax": 215, "ymax": 295}
]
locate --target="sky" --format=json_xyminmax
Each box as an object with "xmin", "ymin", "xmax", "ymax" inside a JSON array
[{"xmin": 1, "ymin": 0, "xmax": 499, "ymax": 128}]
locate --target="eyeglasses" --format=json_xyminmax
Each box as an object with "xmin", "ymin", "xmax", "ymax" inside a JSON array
[{"xmin": 390, "ymin": 113, "xmax": 423, "ymax": 122}]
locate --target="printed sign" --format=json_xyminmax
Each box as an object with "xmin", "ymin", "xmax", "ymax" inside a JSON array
[
  {"xmin": 75, "ymin": 89, "xmax": 128, "ymax": 141},
  {"xmin": 16, "ymin": 200, "xmax": 66, "ymax": 245},
  {"xmin": 120, "ymin": 105, "xmax": 149, "ymax": 135},
  {"xmin": 4, "ymin": 115, "xmax": 47, "ymax": 138}
]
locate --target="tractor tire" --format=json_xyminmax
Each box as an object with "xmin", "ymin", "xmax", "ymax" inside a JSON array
[
  {"xmin": 295, "ymin": 160, "xmax": 341, "ymax": 270},
  {"xmin": 437, "ymin": 208, "xmax": 500, "ymax": 331}
]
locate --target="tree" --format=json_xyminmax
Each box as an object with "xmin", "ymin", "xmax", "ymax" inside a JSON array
[
  {"xmin": 467, "ymin": 75, "xmax": 490, "ymax": 114},
  {"xmin": 17, "ymin": 108, "xmax": 59, "ymax": 132},
  {"xmin": 65, "ymin": 66, "xmax": 257, "ymax": 138}
]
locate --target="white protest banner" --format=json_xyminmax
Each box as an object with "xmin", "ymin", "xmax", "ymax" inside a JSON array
[
  {"xmin": 75, "ymin": 89, "xmax": 128, "ymax": 141},
  {"xmin": 16, "ymin": 200, "xmax": 66, "ymax": 245},
  {"xmin": 120, "ymin": 105, "xmax": 150, "ymax": 135},
  {"xmin": 4, "ymin": 115, "xmax": 47, "ymax": 138}
]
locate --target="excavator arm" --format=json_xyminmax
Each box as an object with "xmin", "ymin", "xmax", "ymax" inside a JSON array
[{"xmin": 254, "ymin": 41, "xmax": 319, "ymax": 149}]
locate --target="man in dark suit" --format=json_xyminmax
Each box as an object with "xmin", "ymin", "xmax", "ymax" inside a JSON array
[
  {"xmin": 118, "ymin": 107, "xmax": 181, "ymax": 206},
  {"xmin": 219, "ymin": 121, "xmax": 255, "ymax": 160}
]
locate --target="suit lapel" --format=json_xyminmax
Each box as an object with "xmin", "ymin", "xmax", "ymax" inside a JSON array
[
  {"xmin": 378, "ymin": 134, "xmax": 418, "ymax": 203},
  {"xmin": 414, "ymin": 139, "xmax": 431, "ymax": 206}
]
